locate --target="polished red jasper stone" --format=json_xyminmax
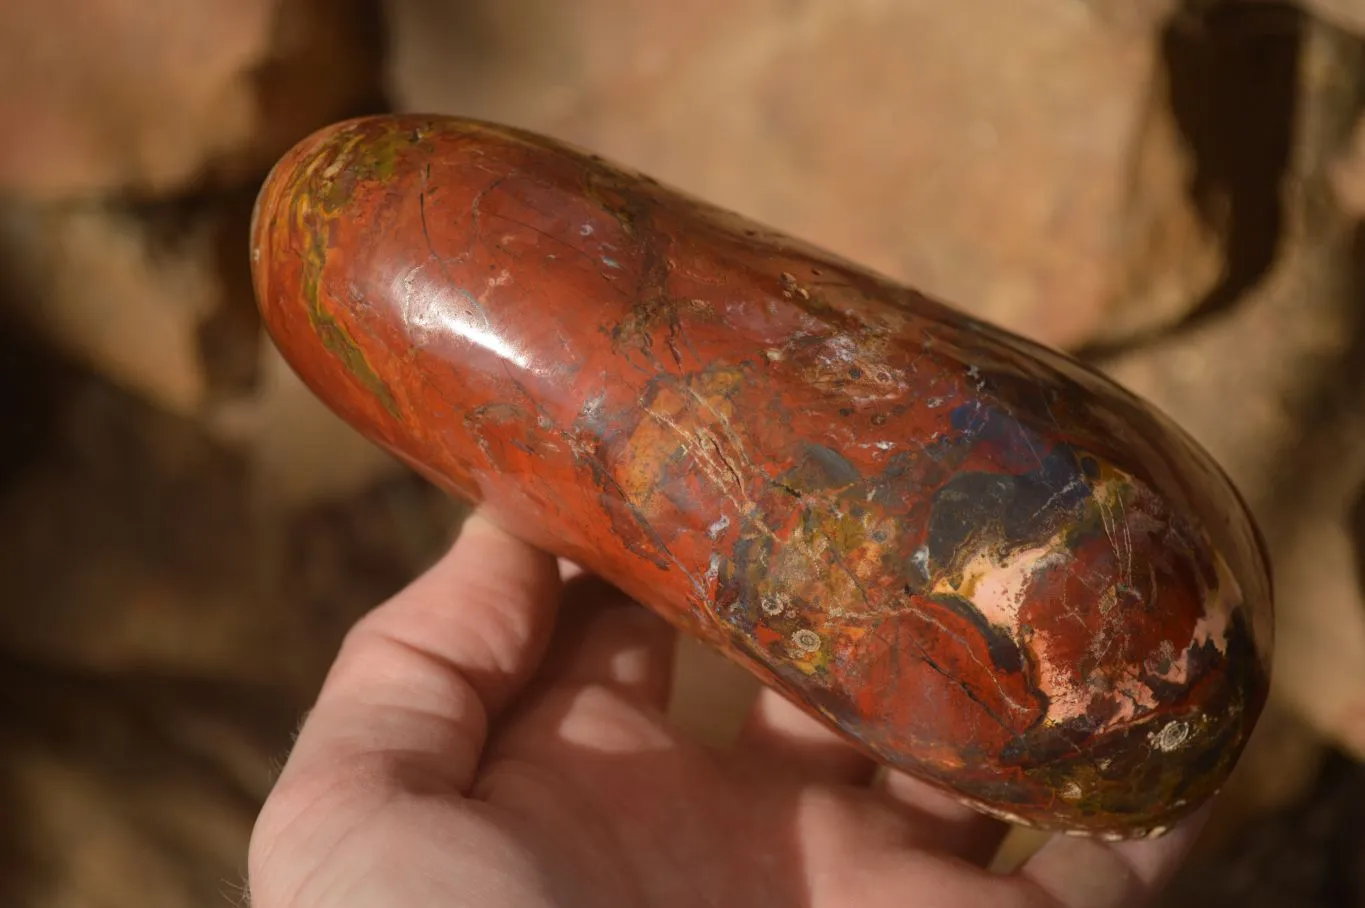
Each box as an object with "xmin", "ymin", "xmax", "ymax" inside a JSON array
[{"xmin": 250, "ymin": 114, "xmax": 1274, "ymax": 837}]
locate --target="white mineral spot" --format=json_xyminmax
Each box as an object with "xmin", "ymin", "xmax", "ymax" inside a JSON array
[
  {"xmin": 761, "ymin": 593, "xmax": 789, "ymax": 616},
  {"xmin": 791, "ymin": 629, "xmax": 821, "ymax": 652},
  {"xmin": 1148, "ymin": 720, "xmax": 1191, "ymax": 753},
  {"xmin": 911, "ymin": 545, "xmax": 931, "ymax": 578}
]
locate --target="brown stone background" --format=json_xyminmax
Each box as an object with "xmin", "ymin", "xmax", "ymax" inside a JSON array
[{"xmin": 1, "ymin": 0, "xmax": 1364, "ymax": 904}]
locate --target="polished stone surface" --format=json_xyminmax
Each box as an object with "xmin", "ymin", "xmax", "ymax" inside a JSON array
[{"xmin": 251, "ymin": 114, "xmax": 1273, "ymax": 837}]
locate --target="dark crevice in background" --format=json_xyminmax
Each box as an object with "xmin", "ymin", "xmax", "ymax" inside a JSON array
[
  {"xmin": 0, "ymin": 314, "xmax": 85, "ymax": 907},
  {"xmin": 246, "ymin": 0, "xmax": 394, "ymax": 167},
  {"xmin": 1344, "ymin": 180, "xmax": 1365, "ymax": 596},
  {"xmin": 1163, "ymin": 0, "xmax": 1303, "ymax": 324},
  {"xmin": 1341, "ymin": 222, "xmax": 1365, "ymax": 667},
  {"xmin": 220, "ymin": 0, "xmax": 393, "ymax": 399},
  {"xmin": 0, "ymin": 315, "xmax": 72, "ymax": 494},
  {"xmin": 1079, "ymin": 0, "xmax": 1304, "ymax": 362},
  {"xmin": 200, "ymin": 192, "xmax": 266, "ymax": 401}
]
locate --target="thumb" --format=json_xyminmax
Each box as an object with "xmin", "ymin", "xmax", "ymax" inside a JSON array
[{"xmin": 249, "ymin": 512, "xmax": 561, "ymax": 902}]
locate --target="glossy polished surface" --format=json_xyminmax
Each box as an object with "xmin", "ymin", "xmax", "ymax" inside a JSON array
[{"xmin": 251, "ymin": 114, "xmax": 1274, "ymax": 837}]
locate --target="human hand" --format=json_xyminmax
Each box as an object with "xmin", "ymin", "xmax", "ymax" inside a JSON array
[{"xmin": 247, "ymin": 513, "xmax": 1206, "ymax": 908}]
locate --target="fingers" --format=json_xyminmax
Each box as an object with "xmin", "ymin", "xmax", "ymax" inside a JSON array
[
  {"xmin": 733, "ymin": 694, "xmax": 1008, "ymax": 864},
  {"xmin": 733, "ymin": 689, "xmax": 879, "ymax": 785},
  {"xmin": 874, "ymin": 769, "xmax": 1011, "ymax": 865},
  {"xmin": 279, "ymin": 512, "xmax": 562, "ymax": 793},
  {"xmin": 536, "ymin": 574, "xmax": 677, "ymax": 708},
  {"xmin": 1015, "ymin": 806, "xmax": 1210, "ymax": 908},
  {"xmin": 250, "ymin": 513, "xmax": 561, "ymax": 904},
  {"xmin": 733, "ymin": 694, "xmax": 1009, "ymax": 864}
]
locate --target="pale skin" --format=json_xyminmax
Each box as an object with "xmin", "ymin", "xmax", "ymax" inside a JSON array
[{"xmin": 247, "ymin": 513, "xmax": 1208, "ymax": 907}]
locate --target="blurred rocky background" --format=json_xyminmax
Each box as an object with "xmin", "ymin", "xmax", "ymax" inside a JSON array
[{"xmin": 1, "ymin": 0, "xmax": 1364, "ymax": 904}]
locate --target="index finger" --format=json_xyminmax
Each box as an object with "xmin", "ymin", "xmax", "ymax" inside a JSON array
[{"xmin": 279, "ymin": 512, "xmax": 562, "ymax": 794}]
